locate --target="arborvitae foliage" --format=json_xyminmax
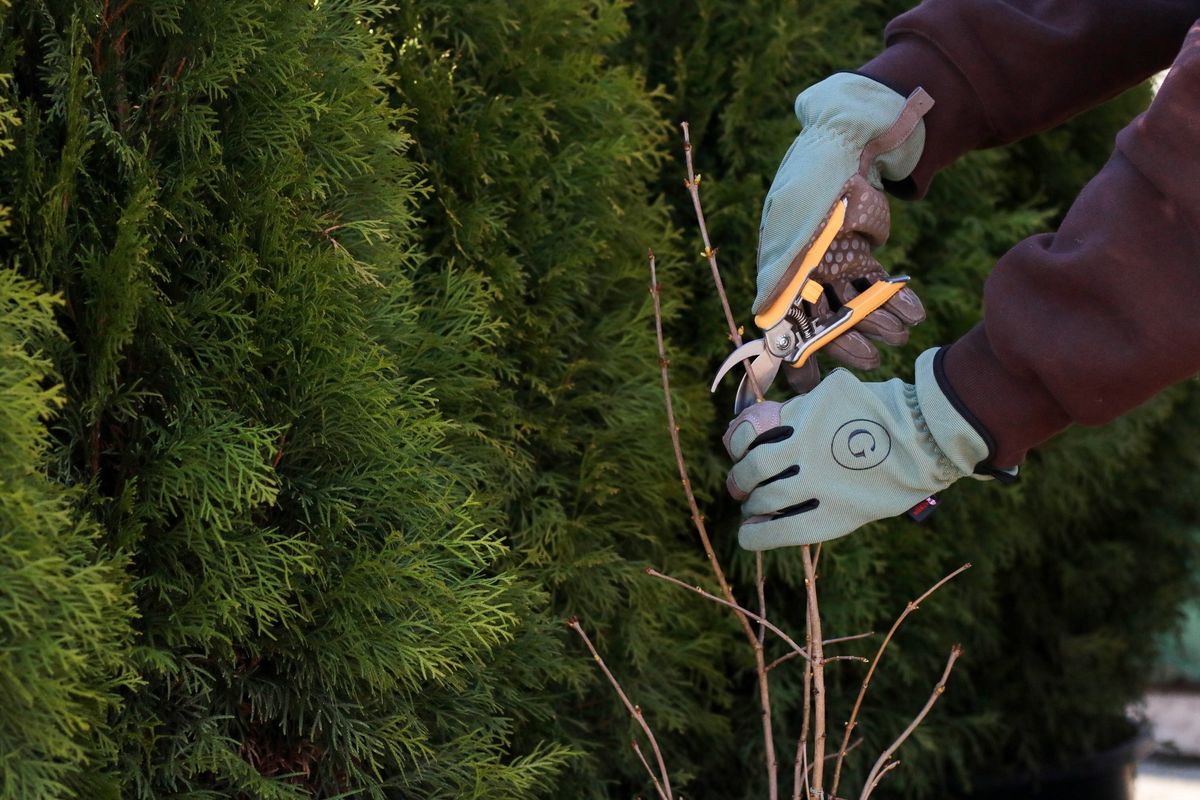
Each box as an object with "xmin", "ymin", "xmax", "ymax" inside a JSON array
[
  {"xmin": 621, "ymin": 1, "xmax": 1199, "ymax": 797},
  {"xmin": 0, "ymin": 38, "xmax": 135, "ymax": 793},
  {"xmin": 384, "ymin": 1, "xmax": 740, "ymax": 794},
  {"xmin": 1, "ymin": 1, "xmax": 566, "ymax": 796}
]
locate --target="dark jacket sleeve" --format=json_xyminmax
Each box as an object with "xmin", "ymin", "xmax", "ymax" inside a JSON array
[
  {"xmin": 862, "ymin": 6, "xmax": 1200, "ymax": 467},
  {"xmin": 945, "ymin": 23, "xmax": 1200, "ymax": 466},
  {"xmin": 859, "ymin": 0, "xmax": 1200, "ymax": 197}
]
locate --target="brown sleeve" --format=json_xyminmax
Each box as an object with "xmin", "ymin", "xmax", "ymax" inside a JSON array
[
  {"xmin": 945, "ymin": 22, "xmax": 1200, "ymax": 467},
  {"xmin": 858, "ymin": 0, "xmax": 1200, "ymax": 198}
]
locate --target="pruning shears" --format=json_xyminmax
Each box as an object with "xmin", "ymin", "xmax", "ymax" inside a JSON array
[
  {"xmin": 710, "ymin": 197, "xmax": 909, "ymax": 415},
  {"xmin": 711, "ymin": 197, "xmax": 938, "ymax": 522}
]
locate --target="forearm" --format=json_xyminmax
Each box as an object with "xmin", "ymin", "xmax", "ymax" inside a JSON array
[
  {"xmin": 942, "ymin": 22, "xmax": 1200, "ymax": 466},
  {"xmin": 859, "ymin": 0, "xmax": 1199, "ymax": 197}
]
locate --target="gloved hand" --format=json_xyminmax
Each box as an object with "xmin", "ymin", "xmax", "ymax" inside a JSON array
[
  {"xmin": 723, "ymin": 348, "xmax": 1014, "ymax": 551},
  {"xmin": 757, "ymin": 73, "xmax": 933, "ymax": 376}
]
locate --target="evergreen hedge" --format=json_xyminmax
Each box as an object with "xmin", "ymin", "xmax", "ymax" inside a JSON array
[
  {"xmin": 0, "ymin": 1, "xmax": 1195, "ymax": 798},
  {"xmin": 384, "ymin": 1, "xmax": 737, "ymax": 791},
  {"xmin": 1, "ymin": 1, "xmax": 564, "ymax": 796}
]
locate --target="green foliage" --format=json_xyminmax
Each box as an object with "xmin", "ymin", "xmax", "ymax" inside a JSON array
[
  {"xmin": 383, "ymin": 1, "xmax": 737, "ymax": 793},
  {"xmin": 0, "ymin": 14, "xmax": 136, "ymax": 793},
  {"xmin": 1, "ymin": 1, "xmax": 567, "ymax": 796},
  {"xmin": 0, "ymin": 262, "xmax": 136, "ymax": 800}
]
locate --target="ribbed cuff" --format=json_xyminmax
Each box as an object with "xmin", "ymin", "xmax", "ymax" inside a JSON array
[
  {"xmin": 859, "ymin": 35, "xmax": 995, "ymax": 199},
  {"xmin": 942, "ymin": 325, "xmax": 1072, "ymax": 468}
]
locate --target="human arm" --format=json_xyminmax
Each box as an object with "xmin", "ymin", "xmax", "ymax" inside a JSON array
[{"xmin": 860, "ymin": 0, "xmax": 1200, "ymax": 197}]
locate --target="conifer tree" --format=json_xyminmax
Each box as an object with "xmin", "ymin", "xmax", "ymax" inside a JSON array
[
  {"xmin": 384, "ymin": 1, "xmax": 741, "ymax": 793},
  {"xmin": 0, "ymin": 35, "xmax": 135, "ymax": 793},
  {"xmin": 1, "ymin": 1, "xmax": 566, "ymax": 796}
]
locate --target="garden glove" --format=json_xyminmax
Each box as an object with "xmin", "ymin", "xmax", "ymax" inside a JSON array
[
  {"xmin": 723, "ymin": 348, "xmax": 1015, "ymax": 551},
  {"xmin": 757, "ymin": 73, "xmax": 933, "ymax": 379}
]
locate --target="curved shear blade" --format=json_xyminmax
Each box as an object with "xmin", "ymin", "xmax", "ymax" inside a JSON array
[
  {"xmin": 733, "ymin": 352, "xmax": 783, "ymax": 415},
  {"xmin": 711, "ymin": 338, "xmax": 769, "ymax": 392}
]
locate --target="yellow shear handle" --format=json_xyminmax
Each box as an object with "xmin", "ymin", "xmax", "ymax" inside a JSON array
[
  {"xmin": 755, "ymin": 198, "xmax": 848, "ymax": 330},
  {"xmin": 788, "ymin": 278, "xmax": 907, "ymax": 369}
]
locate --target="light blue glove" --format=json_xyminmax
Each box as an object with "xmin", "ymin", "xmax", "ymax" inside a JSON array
[
  {"xmin": 723, "ymin": 348, "xmax": 1014, "ymax": 551},
  {"xmin": 755, "ymin": 73, "xmax": 933, "ymax": 372}
]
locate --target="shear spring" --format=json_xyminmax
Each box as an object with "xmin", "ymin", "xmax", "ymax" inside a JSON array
[{"xmin": 786, "ymin": 305, "xmax": 815, "ymax": 341}]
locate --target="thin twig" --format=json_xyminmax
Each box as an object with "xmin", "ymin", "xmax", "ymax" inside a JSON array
[
  {"xmin": 680, "ymin": 122, "xmax": 763, "ymax": 403},
  {"xmin": 757, "ymin": 553, "xmax": 768, "ymax": 646},
  {"xmin": 648, "ymin": 251, "xmax": 755, "ymax": 646},
  {"xmin": 830, "ymin": 563, "xmax": 972, "ymax": 798},
  {"xmin": 652, "ymin": 235, "xmax": 779, "ymax": 793},
  {"xmin": 755, "ymin": 551, "xmax": 777, "ymax": 795},
  {"xmin": 861, "ymin": 760, "xmax": 902, "ymax": 800},
  {"xmin": 768, "ymin": 652, "xmax": 867, "ymax": 673},
  {"xmin": 633, "ymin": 741, "xmax": 670, "ymax": 800},
  {"xmin": 795, "ymin": 606, "xmax": 814, "ymax": 800},
  {"xmin": 802, "ymin": 547, "xmax": 828, "ymax": 795},
  {"xmin": 859, "ymin": 647, "xmax": 963, "ymax": 800},
  {"xmin": 646, "ymin": 568, "xmax": 809, "ymax": 664},
  {"xmin": 568, "ymin": 618, "xmax": 672, "ymax": 799},
  {"xmin": 825, "ymin": 632, "xmax": 876, "ymax": 647},
  {"xmin": 677, "ymin": 127, "xmax": 777, "ymax": 795},
  {"xmin": 815, "ymin": 737, "xmax": 864, "ymax": 774},
  {"xmin": 793, "ymin": 745, "xmax": 807, "ymax": 800}
]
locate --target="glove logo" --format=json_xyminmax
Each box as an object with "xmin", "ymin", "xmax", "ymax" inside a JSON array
[{"xmin": 832, "ymin": 419, "xmax": 891, "ymax": 470}]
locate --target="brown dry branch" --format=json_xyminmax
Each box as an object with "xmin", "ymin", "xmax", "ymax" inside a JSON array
[
  {"xmin": 648, "ymin": 251, "xmax": 753, "ymax": 644},
  {"xmin": 650, "ymin": 247, "xmax": 780, "ymax": 797},
  {"xmin": 862, "ymin": 760, "xmax": 902, "ymax": 800},
  {"xmin": 802, "ymin": 547, "xmax": 829, "ymax": 795},
  {"xmin": 794, "ymin": 607, "xmax": 814, "ymax": 800},
  {"xmin": 680, "ymin": 122, "xmax": 759, "ymax": 375},
  {"xmin": 567, "ymin": 617, "xmax": 672, "ymax": 799},
  {"xmin": 645, "ymin": 568, "xmax": 810, "ymax": 665},
  {"xmin": 825, "ymin": 632, "xmax": 877, "ymax": 647},
  {"xmin": 678, "ymin": 125, "xmax": 780, "ymax": 798},
  {"xmin": 633, "ymin": 741, "xmax": 671, "ymax": 800},
  {"xmin": 829, "ymin": 563, "xmax": 972, "ymax": 798},
  {"xmin": 859, "ymin": 646, "xmax": 963, "ymax": 800},
  {"xmin": 769, "ymin": 651, "xmax": 868, "ymax": 674}
]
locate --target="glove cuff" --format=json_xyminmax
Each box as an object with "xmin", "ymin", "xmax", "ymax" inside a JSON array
[
  {"xmin": 795, "ymin": 72, "xmax": 930, "ymax": 188},
  {"xmin": 913, "ymin": 347, "xmax": 993, "ymax": 480}
]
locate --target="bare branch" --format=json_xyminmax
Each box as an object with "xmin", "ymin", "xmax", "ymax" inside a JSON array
[
  {"xmin": 859, "ymin": 647, "xmax": 963, "ymax": 800},
  {"xmin": 808, "ymin": 737, "xmax": 865, "ymax": 781},
  {"xmin": 652, "ymin": 184, "xmax": 779, "ymax": 793},
  {"xmin": 768, "ymin": 651, "xmax": 867, "ymax": 674},
  {"xmin": 680, "ymin": 122, "xmax": 763, "ymax": 403},
  {"xmin": 648, "ymin": 251, "xmax": 755, "ymax": 646},
  {"xmin": 757, "ymin": 553, "xmax": 768, "ymax": 646},
  {"xmin": 795, "ymin": 606, "xmax": 814, "ymax": 800},
  {"xmin": 568, "ymin": 618, "xmax": 672, "ymax": 799},
  {"xmin": 824, "ymin": 632, "xmax": 876, "ymax": 647},
  {"xmin": 830, "ymin": 563, "xmax": 972, "ymax": 798},
  {"xmin": 802, "ymin": 547, "xmax": 828, "ymax": 795},
  {"xmin": 646, "ymin": 568, "xmax": 811, "ymax": 663},
  {"xmin": 861, "ymin": 760, "xmax": 902, "ymax": 800},
  {"xmin": 793, "ymin": 743, "xmax": 808, "ymax": 800},
  {"xmin": 632, "ymin": 741, "xmax": 670, "ymax": 800}
]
